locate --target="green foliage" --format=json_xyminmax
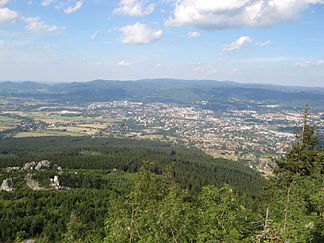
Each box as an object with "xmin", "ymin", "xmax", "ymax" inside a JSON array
[
  {"xmin": 105, "ymin": 171, "xmax": 259, "ymax": 242},
  {"xmin": 261, "ymin": 176, "xmax": 324, "ymax": 241},
  {"xmin": 276, "ymin": 106, "xmax": 323, "ymax": 177},
  {"xmin": 0, "ymin": 189, "xmax": 112, "ymax": 242},
  {"xmin": 260, "ymin": 110, "xmax": 324, "ymax": 242},
  {"xmin": 0, "ymin": 137, "xmax": 260, "ymax": 242},
  {"xmin": 0, "ymin": 136, "xmax": 261, "ymax": 195},
  {"xmin": 105, "ymin": 171, "xmax": 194, "ymax": 242},
  {"xmin": 196, "ymin": 185, "xmax": 256, "ymax": 242},
  {"xmin": 1, "ymin": 119, "xmax": 323, "ymax": 242}
]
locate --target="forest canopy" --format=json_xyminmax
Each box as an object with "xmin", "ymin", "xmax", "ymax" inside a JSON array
[{"xmin": 0, "ymin": 121, "xmax": 323, "ymax": 242}]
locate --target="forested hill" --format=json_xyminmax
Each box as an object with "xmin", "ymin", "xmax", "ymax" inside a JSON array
[
  {"xmin": 1, "ymin": 130, "xmax": 323, "ymax": 242},
  {"xmin": 0, "ymin": 136, "xmax": 261, "ymax": 194},
  {"xmin": 0, "ymin": 136, "xmax": 261, "ymax": 241},
  {"xmin": 1, "ymin": 79, "xmax": 324, "ymax": 109}
]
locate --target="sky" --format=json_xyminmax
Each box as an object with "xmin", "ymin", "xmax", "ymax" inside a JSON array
[{"xmin": 0, "ymin": 0, "xmax": 324, "ymax": 87}]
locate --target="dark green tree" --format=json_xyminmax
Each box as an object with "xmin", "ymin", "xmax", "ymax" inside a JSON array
[
  {"xmin": 260, "ymin": 105, "xmax": 324, "ymax": 242},
  {"xmin": 276, "ymin": 104, "xmax": 322, "ymax": 177}
]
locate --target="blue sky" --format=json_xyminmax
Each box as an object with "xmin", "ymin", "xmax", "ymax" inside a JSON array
[{"xmin": 0, "ymin": 0, "xmax": 324, "ymax": 87}]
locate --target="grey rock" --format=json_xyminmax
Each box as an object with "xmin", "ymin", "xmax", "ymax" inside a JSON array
[
  {"xmin": 22, "ymin": 162, "xmax": 37, "ymax": 171},
  {"xmin": 25, "ymin": 173, "xmax": 45, "ymax": 191},
  {"xmin": 57, "ymin": 166, "xmax": 63, "ymax": 175},
  {"xmin": 50, "ymin": 175, "xmax": 62, "ymax": 190},
  {"xmin": 1, "ymin": 178, "xmax": 14, "ymax": 192},
  {"xmin": 23, "ymin": 239, "xmax": 36, "ymax": 243},
  {"xmin": 35, "ymin": 160, "xmax": 51, "ymax": 170}
]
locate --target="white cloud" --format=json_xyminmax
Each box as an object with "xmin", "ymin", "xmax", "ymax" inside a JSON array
[
  {"xmin": 166, "ymin": 0, "xmax": 324, "ymax": 29},
  {"xmin": 223, "ymin": 36, "xmax": 252, "ymax": 52},
  {"xmin": 116, "ymin": 60, "xmax": 133, "ymax": 66},
  {"xmin": 41, "ymin": 0, "xmax": 53, "ymax": 6},
  {"xmin": 258, "ymin": 40, "xmax": 272, "ymax": 47},
  {"xmin": 291, "ymin": 59, "xmax": 324, "ymax": 68},
  {"xmin": 120, "ymin": 22, "xmax": 163, "ymax": 44},
  {"xmin": 307, "ymin": 0, "xmax": 324, "ymax": 3},
  {"xmin": 114, "ymin": 0, "xmax": 156, "ymax": 16},
  {"xmin": 0, "ymin": 40, "xmax": 5, "ymax": 47},
  {"xmin": 0, "ymin": 0, "xmax": 10, "ymax": 7},
  {"xmin": 242, "ymin": 56, "xmax": 291, "ymax": 63},
  {"xmin": 64, "ymin": 1, "xmax": 83, "ymax": 14},
  {"xmin": 0, "ymin": 7, "xmax": 17, "ymax": 22},
  {"xmin": 22, "ymin": 17, "xmax": 63, "ymax": 33},
  {"xmin": 187, "ymin": 31, "xmax": 200, "ymax": 39}
]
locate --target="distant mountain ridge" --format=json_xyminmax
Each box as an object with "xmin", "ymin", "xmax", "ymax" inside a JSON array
[{"xmin": 1, "ymin": 79, "xmax": 324, "ymax": 110}]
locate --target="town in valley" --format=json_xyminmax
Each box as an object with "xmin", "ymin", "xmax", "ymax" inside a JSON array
[{"xmin": 1, "ymin": 96, "xmax": 323, "ymax": 174}]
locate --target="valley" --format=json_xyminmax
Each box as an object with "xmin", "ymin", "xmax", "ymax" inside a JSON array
[{"xmin": 1, "ymin": 82, "xmax": 323, "ymax": 174}]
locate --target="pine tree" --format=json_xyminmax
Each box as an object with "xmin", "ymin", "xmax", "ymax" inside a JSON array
[
  {"xmin": 261, "ymin": 105, "xmax": 324, "ymax": 241},
  {"xmin": 276, "ymin": 104, "xmax": 322, "ymax": 177}
]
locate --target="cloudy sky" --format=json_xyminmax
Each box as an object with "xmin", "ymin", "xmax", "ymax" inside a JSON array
[{"xmin": 0, "ymin": 0, "xmax": 324, "ymax": 86}]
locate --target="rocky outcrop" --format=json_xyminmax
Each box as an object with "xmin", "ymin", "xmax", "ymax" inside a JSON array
[
  {"xmin": 22, "ymin": 160, "xmax": 52, "ymax": 171},
  {"xmin": 57, "ymin": 166, "xmax": 63, "ymax": 175},
  {"xmin": 50, "ymin": 175, "xmax": 69, "ymax": 190},
  {"xmin": 35, "ymin": 160, "xmax": 51, "ymax": 170},
  {"xmin": 22, "ymin": 162, "xmax": 37, "ymax": 171},
  {"xmin": 25, "ymin": 174, "xmax": 45, "ymax": 191},
  {"xmin": 23, "ymin": 239, "xmax": 36, "ymax": 243},
  {"xmin": 2, "ymin": 161, "xmax": 66, "ymax": 191},
  {"xmin": 50, "ymin": 175, "xmax": 61, "ymax": 190},
  {"xmin": 1, "ymin": 178, "xmax": 14, "ymax": 192}
]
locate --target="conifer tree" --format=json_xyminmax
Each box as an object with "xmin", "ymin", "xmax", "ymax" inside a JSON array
[
  {"xmin": 276, "ymin": 104, "xmax": 322, "ymax": 177},
  {"xmin": 261, "ymin": 105, "xmax": 324, "ymax": 241}
]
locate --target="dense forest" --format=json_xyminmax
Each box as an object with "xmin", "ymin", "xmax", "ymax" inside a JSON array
[
  {"xmin": 0, "ymin": 120, "xmax": 323, "ymax": 242},
  {"xmin": 0, "ymin": 137, "xmax": 260, "ymax": 194}
]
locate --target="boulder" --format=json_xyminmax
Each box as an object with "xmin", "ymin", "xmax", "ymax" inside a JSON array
[
  {"xmin": 23, "ymin": 239, "xmax": 36, "ymax": 243},
  {"xmin": 50, "ymin": 175, "xmax": 61, "ymax": 190},
  {"xmin": 25, "ymin": 173, "xmax": 45, "ymax": 191},
  {"xmin": 57, "ymin": 166, "xmax": 63, "ymax": 175},
  {"xmin": 35, "ymin": 160, "xmax": 51, "ymax": 170},
  {"xmin": 1, "ymin": 178, "xmax": 14, "ymax": 192},
  {"xmin": 22, "ymin": 162, "xmax": 37, "ymax": 171}
]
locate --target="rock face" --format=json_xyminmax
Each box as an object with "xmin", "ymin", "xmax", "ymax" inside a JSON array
[
  {"xmin": 22, "ymin": 162, "xmax": 37, "ymax": 171},
  {"xmin": 50, "ymin": 175, "xmax": 62, "ymax": 190},
  {"xmin": 1, "ymin": 178, "xmax": 14, "ymax": 192},
  {"xmin": 25, "ymin": 174, "xmax": 45, "ymax": 191},
  {"xmin": 22, "ymin": 160, "xmax": 52, "ymax": 171},
  {"xmin": 35, "ymin": 160, "xmax": 51, "ymax": 170}
]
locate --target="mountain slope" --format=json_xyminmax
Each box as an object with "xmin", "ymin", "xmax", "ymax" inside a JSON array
[{"xmin": 1, "ymin": 79, "xmax": 324, "ymax": 109}]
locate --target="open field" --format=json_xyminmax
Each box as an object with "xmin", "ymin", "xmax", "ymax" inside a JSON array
[
  {"xmin": 207, "ymin": 149, "xmax": 239, "ymax": 161},
  {"xmin": 14, "ymin": 130, "xmax": 84, "ymax": 138},
  {"xmin": 2, "ymin": 111, "xmax": 121, "ymax": 125},
  {"xmin": 0, "ymin": 126, "xmax": 15, "ymax": 131},
  {"xmin": 0, "ymin": 115, "xmax": 20, "ymax": 123},
  {"xmin": 2, "ymin": 109, "xmax": 121, "ymax": 139},
  {"xmin": 0, "ymin": 115, "xmax": 20, "ymax": 131},
  {"xmin": 48, "ymin": 126, "xmax": 98, "ymax": 135},
  {"xmin": 77, "ymin": 123, "xmax": 108, "ymax": 129},
  {"xmin": 138, "ymin": 134, "xmax": 165, "ymax": 140}
]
